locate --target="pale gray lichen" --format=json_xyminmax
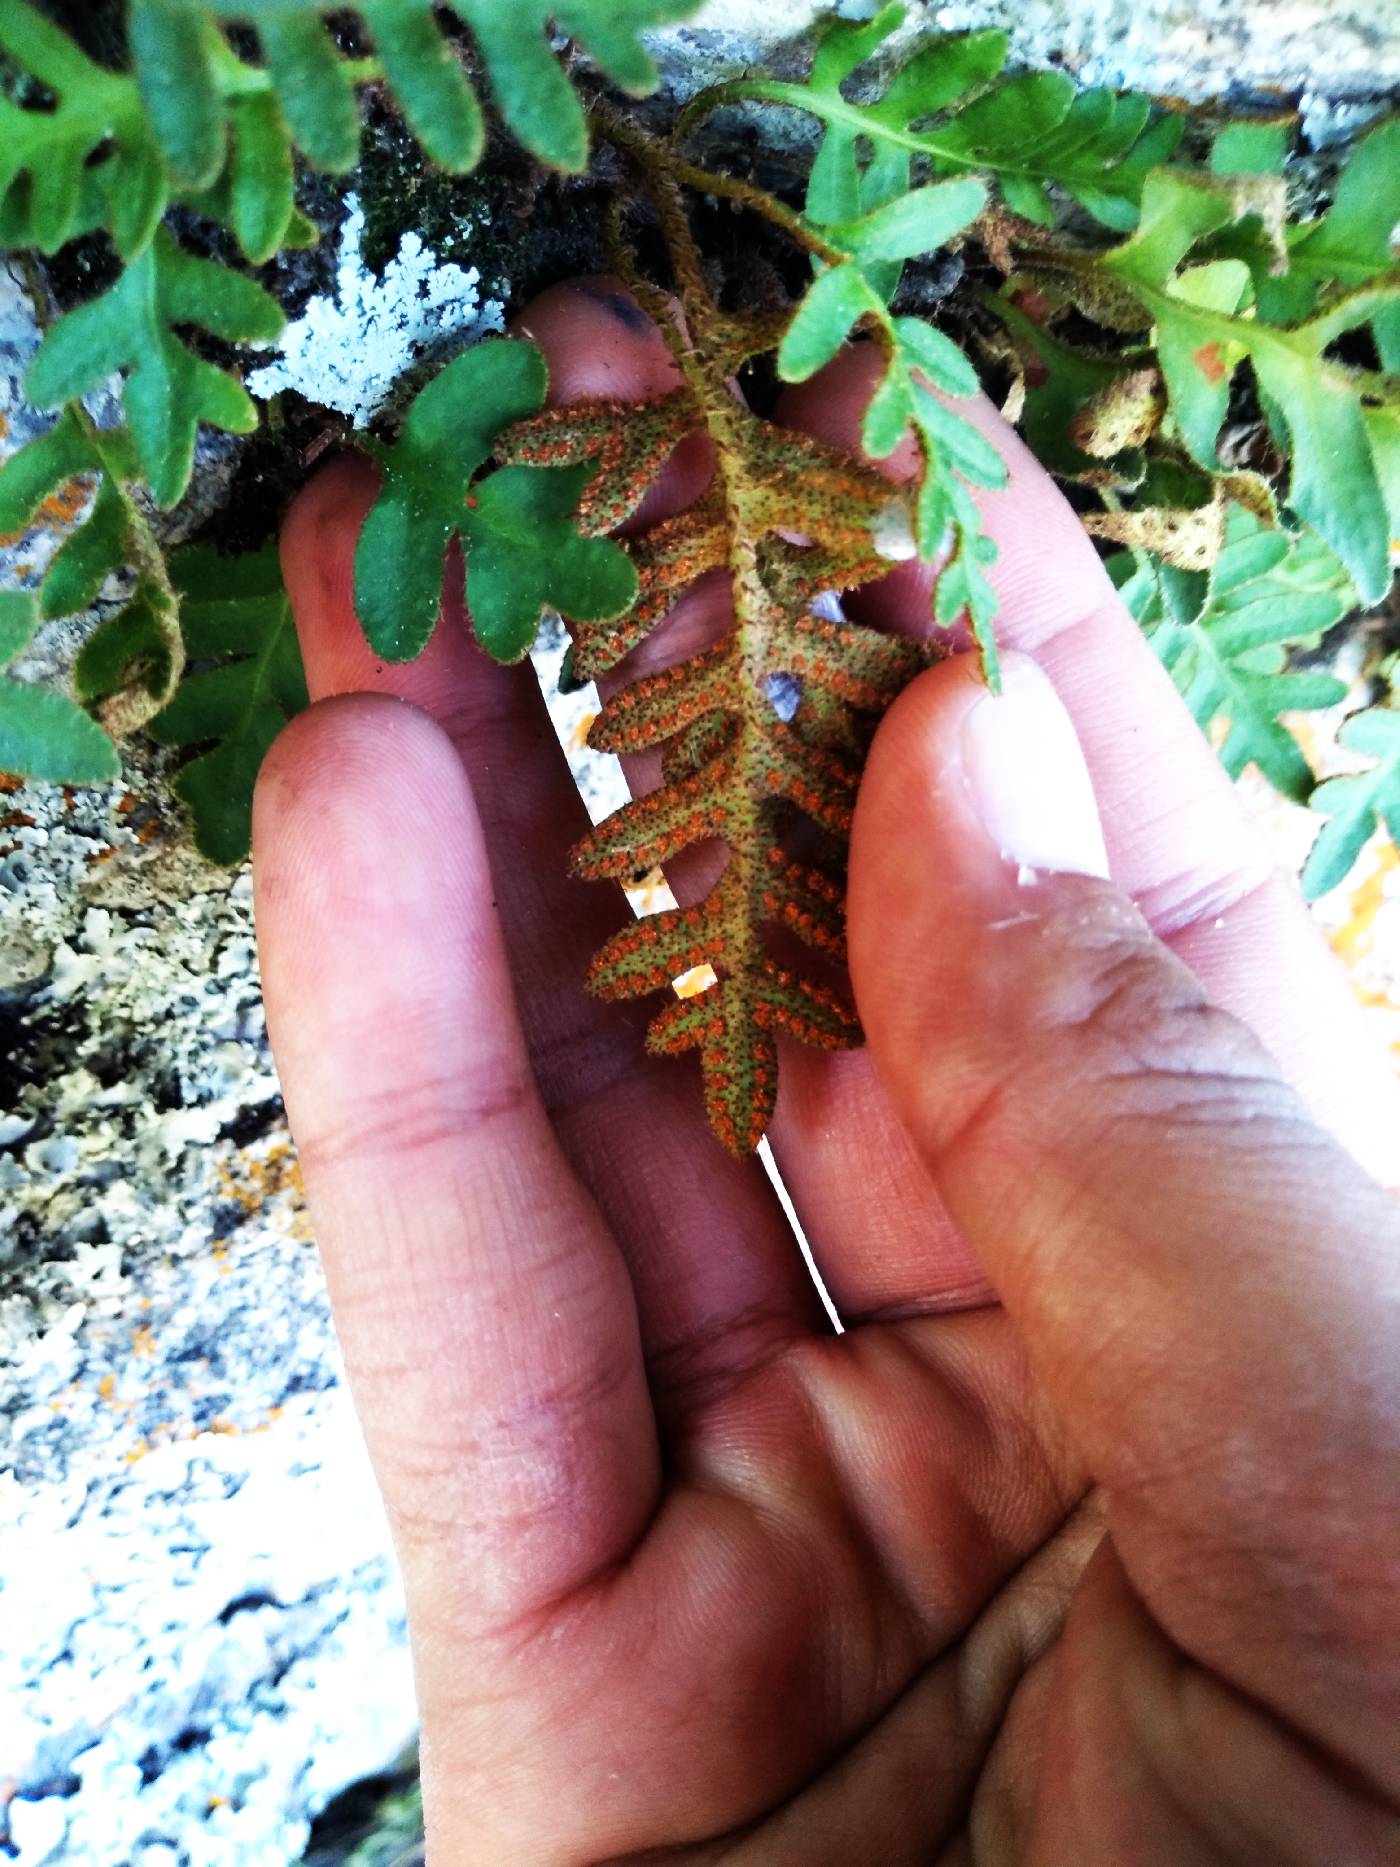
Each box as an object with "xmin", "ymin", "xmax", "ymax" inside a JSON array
[
  {"xmin": 0, "ymin": 750, "xmax": 415, "ymax": 1867},
  {"xmin": 246, "ymin": 198, "xmax": 506, "ymax": 427}
]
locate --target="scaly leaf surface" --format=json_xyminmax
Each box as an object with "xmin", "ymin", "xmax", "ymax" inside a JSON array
[{"xmin": 502, "ymin": 253, "xmax": 937, "ymax": 1151}]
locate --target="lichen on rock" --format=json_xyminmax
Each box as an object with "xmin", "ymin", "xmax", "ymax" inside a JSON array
[{"xmin": 246, "ymin": 199, "xmax": 506, "ymax": 429}]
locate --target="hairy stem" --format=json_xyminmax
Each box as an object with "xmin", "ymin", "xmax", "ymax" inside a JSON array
[{"xmin": 589, "ymin": 94, "xmax": 848, "ymax": 269}]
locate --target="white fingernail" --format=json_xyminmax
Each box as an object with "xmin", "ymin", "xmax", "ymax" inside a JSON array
[{"xmin": 961, "ymin": 654, "xmax": 1110, "ymax": 880}]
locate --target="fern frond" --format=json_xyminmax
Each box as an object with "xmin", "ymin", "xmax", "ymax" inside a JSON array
[
  {"xmin": 0, "ymin": 2, "xmax": 166, "ymax": 258},
  {"xmin": 683, "ymin": 3, "xmax": 1181, "ymax": 235},
  {"xmin": 1112, "ymin": 512, "xmax": 1354, "ymax": 801},
  {"xmin": 353, "ymin": 340, "xmax": 638, "ymax": 663},
  {"xmin": 134, "ymin": 0, "xmax": 698, "ymax": 183},
  {"xmin": 778, "ymin": 246, "xmax": 1006, "ymax": 682},
  {"xmin": 1205, "ymin": 117, "xmax": 1400, "ymax": 322},
  {"xmin": 146, "ymin": 545, "xmax": 308, "ymax": 863},
  {"xmin": 1302, "ymin": 708, "xmax": 1400, "ymax": 900},
  {"xmin": 495, "ymin": 390, "xmax": 699, "ymax": 536},
  {"xmin": 1006, "ymin": 169, "xmax": 1400, "ymax": 603},
  {"xmin": 25, "ymin": 229, "xmax": 284, "ymax": 510},
  {"xmin": 493, "ymin": 206, "xmax": 941, "ymax": 1154},
  {"xmin": 0, "ymin": 590, "xmax": 119, "ymax": 784}
]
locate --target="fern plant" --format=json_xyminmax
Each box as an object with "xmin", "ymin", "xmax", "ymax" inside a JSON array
[
  {"xmin": 1, "ymin": 0, "xmax": 1397, "ymax": 1151},
  {"xmin": 0, "ymin": 0, "xmax": 692, "ymax": 802}
]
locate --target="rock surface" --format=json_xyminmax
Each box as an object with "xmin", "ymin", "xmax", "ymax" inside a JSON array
[{"xmin": 2, "ymin": 5, "xmax": 1398, "ymax": 1863}]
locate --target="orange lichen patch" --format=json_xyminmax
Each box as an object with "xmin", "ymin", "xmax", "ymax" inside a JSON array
[
  {"xmin": 123, "ymin": 1440, "xmax": 150, "ymax": 1464},
  {"xmin": 131, "ymin": 1325, "xmax": 156, "ymax": 1361},
  {"xmin": 0, "ymin": 775, "xmax": 22, "ymax": 794},
  {"xmin": 1332, "ymin": 843, "xmax": 1397, "ymax": 968},
  {"xmin": 675, "ymin": 963, "xmax": 717, "ymax": 997},
  {"xmin": 0, "ymin": 473, "xmax": 94, "ymax": 547},
  {"xmin": 0, "ymin": 810, "xmax": 34, "ymax": 829},
  {"xmin": 214, "ymin": 1139, "xmax": 311, "ymax": 1241},
  {"xmin": 568, "ymin": 710, "xmax": 598, "ymax": 753},
  {"xmin": 98, "ymin": 1372, "xmax": 117, "ymax": 1402}
]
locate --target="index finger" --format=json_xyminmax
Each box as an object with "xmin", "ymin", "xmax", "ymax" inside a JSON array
[{"xmin": 778, "ymin": 345, "xmax": 1400, "ymax": 1186}]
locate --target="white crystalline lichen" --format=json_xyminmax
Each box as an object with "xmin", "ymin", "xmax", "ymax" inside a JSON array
[{"xmin": 247, "ymin": 198, "xmax": 505, "ymax": 426}]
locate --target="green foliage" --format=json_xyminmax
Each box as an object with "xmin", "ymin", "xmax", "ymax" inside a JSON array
[
  {"xmin": 1303, "ymin": 708, "xmax": 1400, "ymax": 899},
  {"xmin": 0, "ymin": 590, "xmax": 120, "ymax": 784},
  {"xmin": 149, "ymin": 545, "xmax": 308, "ymax": 863},
  {"xmin": 1220, "ymin": 117, "xmax": 1400, "ymax": 321},
  {"xmin": 354, "ymin": 342, "xmax": 638, "ymax": 663},
  {"xmin": 0, "ymin": 3, "xmax": 166, "ymax": 258},
  {"xmin": 779, "ymin": 180, "xmax": 1005, "ymax": 682},
  {"xmin": 26, "ymin": 230, "xmax": 284, "ymax": 509},
  {"xmin": 1112, "ymin": 515, "xmax": 1353, "ymax": 801},
  {"xmin": 0, "ymin": 412, "xmax": 140, "ymax": 619},
  {"xmin": 687, "ymin": 2, "xmax": 1183, "ymax": 233},
  {"xmin": 74, "ymin": 589, "xmax": 181, "ymax": 717},
  {"xmin": 0, "ymin": 0, "xmax": 1398, "ymax": 1143},
  {"xmin": 134, "ymin": 0, "xmax": 697, "ymax": 182},
  {"xmin": 0, "ymin": 0, "xmax": 701, "ymax": 265},
  {"xmin": 1098, "ymin": 168, "xmax": 1397, "ymax": 602}
]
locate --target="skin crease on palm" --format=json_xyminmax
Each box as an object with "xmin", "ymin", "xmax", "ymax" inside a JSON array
[{"xmin": 251, "ymin": 279, "xmax": 1400, "ymax": 1866}]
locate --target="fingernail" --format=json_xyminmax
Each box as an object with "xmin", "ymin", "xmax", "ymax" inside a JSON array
[{"xmin": 961, "ymin": 653, "xmax": 1110, "ymax": 879}]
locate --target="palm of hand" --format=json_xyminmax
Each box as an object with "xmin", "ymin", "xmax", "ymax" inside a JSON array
[{"xmin": 446, "ymin": 1299, "xmax": 1091, "ymax": 1862}]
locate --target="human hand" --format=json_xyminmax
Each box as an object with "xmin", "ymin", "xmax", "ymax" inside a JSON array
[{"xmin": 253, "ymin": 283, "xmax": 1400, "ymax": 1864}]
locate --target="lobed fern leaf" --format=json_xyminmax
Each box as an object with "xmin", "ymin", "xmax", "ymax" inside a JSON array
[
  {"xmin": 146, "ymin": 544, "xmax": 308, "ymax": 863},
  {"xmin": 1112, "ymin": 513, "xmax": 1353, "ymax": 801},
  {"xmin": 136, "ymin": 0, "xmax": 698, "ymax": 182},
  {"xmin": 0, "ymin": 589, "xmax": 119, "ymax": 784},
  {"xmin": 778, "ymin": 190, "xmax": 1006, "ymax": 683},
  {"xmin": 354, "ymin": 340, "xmax": 638, "ymax": 664},
  {"xmin": 1205, "ymin": 116, "xmax": 1400, "ymax": 324},
  {"xmin": 1090, "ymin": 169, "xmax": 1398, "ymax": 603},
  {"xmin": 0, "ymin": 413, "xmax": 143, "ymax": 619},
  {"xmin": 25, "ymin": 228, "xmax": 284, "ymax": 510},
  {"xmin": 1302, "ymin": 708, "xmax": 1400, "ymax": 900},
  {"xmin": 0, "ymin": 2, "xmax": 167, "ymax": 258}
]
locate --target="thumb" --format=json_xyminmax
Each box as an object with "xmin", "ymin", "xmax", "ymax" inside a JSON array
[{"xmin": 848, "ymin": 651, "xmax": 1400, "ymax": 1783}]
